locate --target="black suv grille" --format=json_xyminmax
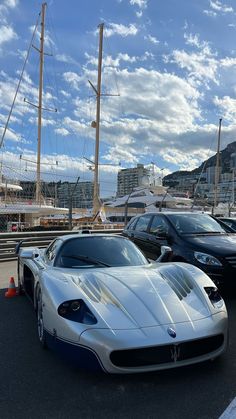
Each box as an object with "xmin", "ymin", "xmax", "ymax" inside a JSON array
[
  {"xmin": 110, "ymin": 334, "xmax": 224, "ymax": 367},
  {"xmin": 225, "ymin": 255, "xmax": 236, "ymax": 268}
]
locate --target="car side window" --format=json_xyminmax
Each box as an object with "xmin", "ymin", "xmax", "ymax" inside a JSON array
[
  {"xmin": 149, "ymin": 215, "xmax": 169, "ymax": 236},
  {"xmin": 135, "ymin": 215, "xmax": 152, "ymax": 232},
  {"xmin": 45, "ymin": 239, "xmax": 61, "ymax": 262},
  {"xmin": 127, "ymin": 218, "xmax": 138, "ymax": 230}
]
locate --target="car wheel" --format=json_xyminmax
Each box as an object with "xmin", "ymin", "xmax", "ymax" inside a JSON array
[{"xmin": 36, "ymin": 288, "xmax": 47, "ymax": 349}]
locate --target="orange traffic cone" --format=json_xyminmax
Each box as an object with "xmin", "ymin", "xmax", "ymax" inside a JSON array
[{"xmin": 5, "ymin": 277, "xmax": 18, "ymax": 298}]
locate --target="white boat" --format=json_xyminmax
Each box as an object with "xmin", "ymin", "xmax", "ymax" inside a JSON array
[{"xmin": 103, "ymin": 184, "xmax": 193, "ymax": 222}]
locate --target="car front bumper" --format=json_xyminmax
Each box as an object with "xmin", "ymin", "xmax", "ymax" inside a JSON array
[{"xmin": 77, "ymin": 311, "xmax": 228, "ymax": 373}]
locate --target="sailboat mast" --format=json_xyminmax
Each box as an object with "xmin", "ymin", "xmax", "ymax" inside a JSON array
[
  {"xmin": 93, "ymin": 23, "xmax": 104, "ymax": 214},
  {"xmin": 36, "ymin": 2, "xmax": 46, "ymax": 204},
  {"xmin": 214, "ymin": 117, "xmax": 222, "ymax": 210}
]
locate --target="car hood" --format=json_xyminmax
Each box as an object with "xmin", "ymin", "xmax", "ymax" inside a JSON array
[
  {"xmin": 65, "ymin": 265, "xmax": 213, "ymax": 330},
  {"xmin": 183, "ymin": 233, "xmax": 236, "ymax": 256}
]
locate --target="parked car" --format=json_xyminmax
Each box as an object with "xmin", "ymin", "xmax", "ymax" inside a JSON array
[
  {"xmin": 123, "ymin": 212, "xmax": 236, "ymax": 284},
  {"xmin": 17, "ymin": 234, "xmax": 227, "ymax": 373},
  {"xmin": 219, "ymin": 217, "xmax": 236, "ymax": 232}
]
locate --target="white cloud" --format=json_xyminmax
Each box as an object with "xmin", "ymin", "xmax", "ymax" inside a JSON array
[
  {"xmin": 130, "ymin": 0, "xmax": 147, "ymax": 9},
  {"xmin": 165, "ymin": 37, "xmax": 218, "ymax": 86},
  {"xmin": 159, "ymin": 148, "xmax": 211, "ymax": 171},
  {"xmin": 63, "ymin": 72, "xmax": 82, "ymax": 90},
  {"xmin": 85, "ymin": 51, "xmax": 137, "ymax": 68},
  {"xmin": 55, "ymin": 54, "xmax": 79, "ymax": 66},
  {"xmin": 103, "ymin": 145, "xmax": 139, "ymax": 165},
  {"xmin": 0, "ymin": 0, "xmax": 18, "ymax": 22},
  {"xmin": 105, "ymin": 23, "xmax": 138, "ymax": 37},
  {"xmin": 60, "ymin": 90, "xmax": 71, "ymax": 98},
  {"xmin": 4, "ymin": 0, "xmax": 18, "ymax": 8},
  {"xmin": 184, "ymin": 33, "xmax": 207, "ymax": 49},
  {"xmin": 28, "ymin": 117, "xmax": 56, "ymax": 127},
  {"xmin": 145, "ymin": 34, "xmax": 159, "ymax": 44},
  {"xmin": 209, "ymin": 0, "xmax": 233, "ymax": 13},
  {"xmin": 0, "ymin": 126, "xmax": 30, "ymax": 144},
  {"xmin": 54, "ymin": 127, "xmax": 70, "ymax": 136},
  {"xmin": 136, "ymin": 11, "xmax": 143, "ymax": 18},
  {"xmin": 203, "ymin": 9, "xmax": 217, "ymax": 17},
  {"xmin": 213, "ymin": 96, "xmax": 236, "ymax": 122},
  {"xmin": 0, "ymin": 25, "xmax": 17, "ymax": 46},
  {"xmin": 204, "ymin": 1, "xmax": 233, "ymax": 16},
  {"xmin": 220, "ymin": 57, "xmax": 236, "ymax": 67}
]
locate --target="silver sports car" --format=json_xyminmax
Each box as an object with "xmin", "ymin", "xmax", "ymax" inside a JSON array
[{"xmin": 17, "ymin": 234, "xmax": 228, "ymax": 373}]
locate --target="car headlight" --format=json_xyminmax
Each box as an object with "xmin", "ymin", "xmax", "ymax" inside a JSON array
[
  {"xmin": 204, "ymin": 287, "xmax": 224, "ymax": 309},
  {"xmin": 194, "ymin": 252, "xmax": 222, "ymax": 266},
  {"xmin": 58, "ymin": 299, "xmax": 97, "ymax": 324}
]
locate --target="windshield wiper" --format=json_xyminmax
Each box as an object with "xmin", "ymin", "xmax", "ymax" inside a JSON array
[{"xmin": 61, "ymin": 254, "xmax": 111, "ymax": 267}]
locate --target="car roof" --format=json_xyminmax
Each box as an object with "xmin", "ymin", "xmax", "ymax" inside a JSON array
[
  {"xmin": 132, "ymin": 211, "xmax": 210, "ymax": 216},
  {"xmin": 57, "ymin": 233, "xmax": 123, "ymax": 242}
]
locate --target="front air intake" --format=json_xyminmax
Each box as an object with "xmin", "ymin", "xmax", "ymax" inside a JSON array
[
  {"xmin": 110, "ymin": 334, "xmax": 224, "ymax": 367},
  {"xmin": 159, "ymin": 266, "xmax": 194, "ymax": 300}
]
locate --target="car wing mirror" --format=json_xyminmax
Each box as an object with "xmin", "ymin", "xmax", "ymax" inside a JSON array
[
  {"xmin": 19, "ymin": 248, "xmax": 40, "ymax": 259},
  {"xmin": 156, "ymin": 246, "xmax": 173, "ymax": 262}
]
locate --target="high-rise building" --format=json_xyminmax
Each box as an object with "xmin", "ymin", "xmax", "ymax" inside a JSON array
[
  {"xmin": 117, "ymin": 164, "xmax": 150, "ymax": 197},
  {"xmin": 57, "ymin": 181, "xmax": 94, "ymax": 208},
  {"xmin": 17, "ymin": 180, "xmax": 94, "ymax": 208}
]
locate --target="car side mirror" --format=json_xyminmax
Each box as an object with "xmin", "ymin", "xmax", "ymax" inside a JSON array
[
  {"xmin": 19, "ymin": 248, "xmax": 40, "ymax": 259},
  {"xmin": 156, "ymin": 246, "xmax": 173, "ymax": 262}
]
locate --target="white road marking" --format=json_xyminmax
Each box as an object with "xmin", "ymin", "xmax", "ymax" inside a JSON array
[{"xmin": 219, "ymin": 398, "xmax": 236, "ymax": 419}]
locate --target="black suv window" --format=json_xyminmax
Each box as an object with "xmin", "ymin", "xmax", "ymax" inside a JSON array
[
  {"xmin": 127, "ymin": 217, "xmax": 138, "ymax": 230},
  {"xmin": 149, "ymin": 215, "xmax": 169, "ymax": 235},
  {"xmin": 135, "ymin": 215, "xmax": 152, "ymax": 232}
]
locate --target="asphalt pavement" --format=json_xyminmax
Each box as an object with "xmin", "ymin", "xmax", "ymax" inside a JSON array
[{"xmin": 0, "ymin": 261, "xmax": 236, "ymax": 419}]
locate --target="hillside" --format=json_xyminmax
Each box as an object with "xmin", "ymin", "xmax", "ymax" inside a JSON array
[{"xmin": 163, "ymin": 141, "xmax": 236, "ymax": 187}]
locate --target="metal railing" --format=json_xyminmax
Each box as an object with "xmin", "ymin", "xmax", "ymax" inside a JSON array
[{"xmin": 0, "ymin": 229, "xmax": 123, "ymax": 262}]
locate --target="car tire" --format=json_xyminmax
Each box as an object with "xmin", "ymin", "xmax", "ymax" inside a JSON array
[{"xmin": 36, "ymin": 287, "xmax": 47, "ymax": 349}]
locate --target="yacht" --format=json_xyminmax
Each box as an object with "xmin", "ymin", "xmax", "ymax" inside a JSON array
[{"xmin": 104, "ymin": 184, "xmax": 193, "ymax": 222}]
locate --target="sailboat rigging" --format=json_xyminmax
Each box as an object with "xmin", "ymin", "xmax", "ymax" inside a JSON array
[
  {"xmin": 89, "ymin": 23, "xmax": 120, "ymax": 217},
  {"xmin": 0, "ymin": 2, "xmax": 67, "ymax": 230},
  {"xmin": 213, "ymin": 118, "xmax": 222, "ymax": 212}
]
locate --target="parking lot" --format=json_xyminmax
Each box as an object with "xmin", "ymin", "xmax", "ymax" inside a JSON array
[{"xmin": 0, "ymin": 261, "xmax": 236, "ymax": 419}]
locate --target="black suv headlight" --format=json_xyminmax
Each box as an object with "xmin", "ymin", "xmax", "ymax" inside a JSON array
[
  {"xmin": 194, "ymin": 252, "xmax": 222, "ymax": 266},
  {"xmin": 58, "ymin": 299, "xmax": 97, "ymax": 324},
  {"xmin": 204, "ymin": 287, "xmax": 224, "ymax": 309}
]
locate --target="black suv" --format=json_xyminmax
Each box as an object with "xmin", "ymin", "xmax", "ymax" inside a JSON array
[{"xmin": 123, "ymin": 212, "xmax": 236, "ymax": 284}]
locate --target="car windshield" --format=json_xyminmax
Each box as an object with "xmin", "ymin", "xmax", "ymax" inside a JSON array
[
  {"xmin": 56, "ymin": 236, "xmax": 148, "ymax": 268},
  {"xmin": 167, "ymin": 214, "xmax": 226, "ymax": 235}
]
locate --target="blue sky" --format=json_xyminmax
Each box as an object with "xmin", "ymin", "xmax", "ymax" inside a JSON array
[{"xmin": 1, "ymin": 0, "xmax": 236, "ymax": 197}]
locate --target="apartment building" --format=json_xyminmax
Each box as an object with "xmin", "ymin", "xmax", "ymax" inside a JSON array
[{"xmin": 117, "ymin": 164, "xmax": 150, "ymax": 197}]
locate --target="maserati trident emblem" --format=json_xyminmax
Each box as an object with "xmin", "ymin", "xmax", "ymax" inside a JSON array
[
  {"xmin": 170, "ymin": 345, "xmax": 181, "ymax": 362},
  {"xmin": 167, "ymin": 327, "xmax": 176, "ymax": 338}
]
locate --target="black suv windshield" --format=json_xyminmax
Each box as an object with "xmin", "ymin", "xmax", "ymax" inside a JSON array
[
  {"xmin": 167, "ymin": 214, "xmax": 226, "ymax": 235},
  {"xmin": 56, "ymin": 236, "xmax": 148, "ymax": 268}
]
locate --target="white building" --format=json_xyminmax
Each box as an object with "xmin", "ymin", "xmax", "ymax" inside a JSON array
[{"xmin": 117, "ymin": 164, "xmax": 150, "ymax": 197}]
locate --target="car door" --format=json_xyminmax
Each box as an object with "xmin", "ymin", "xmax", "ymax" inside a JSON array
[
  {"xmin": 146, "ymin": 214, "xmax": 170, "ymax": 260},
  {"xmin": 131, "ymin": 214, "xmax": 153, "ymax": 254}
]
